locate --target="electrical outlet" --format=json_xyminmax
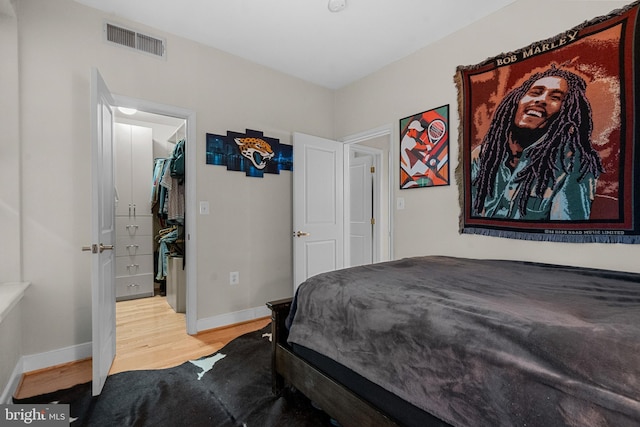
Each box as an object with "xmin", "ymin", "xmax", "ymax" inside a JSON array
[{"xmin": 230, "ymin": 271, "xmax": 239, "ymax": 285}]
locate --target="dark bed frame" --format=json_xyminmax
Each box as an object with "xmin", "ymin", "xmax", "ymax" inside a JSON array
[{"xmin": 267, "ymin": 298, "xmax": 401, "ymax": 427}]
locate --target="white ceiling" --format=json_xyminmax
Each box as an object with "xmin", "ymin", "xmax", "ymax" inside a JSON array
[{"xmin": 74, "ymin": 0, "xmax": 519, "ymax": 89}]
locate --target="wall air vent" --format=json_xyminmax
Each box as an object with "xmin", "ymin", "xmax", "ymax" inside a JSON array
[{"xmin": 104, "ymin": 22, "xmax": 166, "ymax": 59}]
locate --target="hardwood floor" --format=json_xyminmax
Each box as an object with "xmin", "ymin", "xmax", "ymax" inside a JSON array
[{"xmin": 14, "ymin": 295, "xmax": 270, "ymax": 399}]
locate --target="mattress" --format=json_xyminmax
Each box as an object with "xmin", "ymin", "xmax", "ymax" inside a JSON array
[{"xmin": 291, "ymin": 343, "xmax": 451, "ymax": 427}]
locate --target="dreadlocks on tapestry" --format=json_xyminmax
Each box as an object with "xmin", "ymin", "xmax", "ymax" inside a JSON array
[{"xmin": 471, "ymin": 65, "xmax": 604, "ymax": 220}]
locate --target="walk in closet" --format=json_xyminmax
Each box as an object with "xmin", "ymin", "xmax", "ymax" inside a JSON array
[{"xmin": 114, "ymin": 116, "xmax": 186, "ymax": 307}]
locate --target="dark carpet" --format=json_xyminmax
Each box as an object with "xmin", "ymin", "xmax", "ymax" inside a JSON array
[{"xmin": 14, "ymin": 325, "xmax": 332, "ymax": 426}]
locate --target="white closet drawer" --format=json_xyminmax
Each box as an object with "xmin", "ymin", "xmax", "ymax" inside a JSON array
[
  {"xmin": 115, "ymin": 254, "xmax": 154, "ymax": 277},
  {"xmin": 116, "ymin": 216, "xmax": 153, "ymax": 236},
  {"xmin": 116, "ymin": 236, "xmax": 153, "ymax": 257},
  {"xmin": 116, "ymin": 273, "xmax": 154, "ymax": 301}
]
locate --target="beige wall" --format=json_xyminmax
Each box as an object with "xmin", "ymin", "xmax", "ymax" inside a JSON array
[
  {"xmin": 0, "ymin": 2, "xmax": 21, "ymax": 283},
  {"xmin": 334, "ymin": 0, "xmax": 640, "ymax": 274},
  {"xmin": 13, "ymin": 0, "xmax": 334, "ymax": 355}
]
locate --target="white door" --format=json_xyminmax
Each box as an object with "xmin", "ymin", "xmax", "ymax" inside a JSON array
[
  {"xmin": 89, "ymin": 68, "xmax": 117, "ymax": 396},
  {"xmin": 293, "ymin": 133, "xmax": 344, "ymax": 292},
  {"xmin": 349, "ymin": 154, "xmax": 373, "ymax": 267}
]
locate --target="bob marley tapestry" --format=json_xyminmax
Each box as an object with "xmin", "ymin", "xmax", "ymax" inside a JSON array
[{"xmin": 455, "ymin": 1, "xmax": 640, "ymax": 243}]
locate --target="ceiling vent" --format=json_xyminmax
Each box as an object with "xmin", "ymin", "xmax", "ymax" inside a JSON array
[{"xmin": 104, "ymin": 22, "xmax": 166, "ymax": 59}]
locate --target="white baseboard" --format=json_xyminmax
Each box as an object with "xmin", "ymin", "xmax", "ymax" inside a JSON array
[
  {"xmin": 196, "ymin": 305, "xmax": 271, "ymax": 332},
  {"xmin": 21, "ymin": 342, "xmax": 92, "ymax": 374},
  {"xmin": 1, "ymin": 342, "xmax": 92, "ymax": 404},
  {"xmin": 0, "ymin": 358, "xmax": 23, "ymax": 404}
]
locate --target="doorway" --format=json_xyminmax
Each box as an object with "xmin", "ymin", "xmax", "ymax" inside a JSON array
[
  {"xmin": 292, "ymin": 127, "xmax": 392, "ymax": 290},
  {"xmin": 114, "ymin": 99, "xmax": 197, "ymax": 372},
  {"xmin": 112, "ymin": 96, "xmax": 197, "ymax": 335},
  {"xmin": 113, "ymin": 109, "xmax": 185, "ymax": 300},
  {"xmin": 91, "ymin": 70, "xmax": 197, "ymax": 394},
  {"xmin": 344, "ymin": 126, "xmax": 393, "ymax": 267}
]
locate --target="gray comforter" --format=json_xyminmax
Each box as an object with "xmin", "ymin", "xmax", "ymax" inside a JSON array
[{"xmin": 286, "ymin": 256, "xmax": 640, "ymax": 427}]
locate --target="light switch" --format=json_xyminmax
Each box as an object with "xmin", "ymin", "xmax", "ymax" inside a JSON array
[
  {"xmin": 396, "ymin": 197, "xmax": 405, "ymax": 210},
  {"xmin": 199, "ymin": 201, "xmax": 210, "ymax": 215}
]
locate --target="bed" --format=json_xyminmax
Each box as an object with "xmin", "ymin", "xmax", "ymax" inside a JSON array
[{"xmin": 267, "ymin": 256, "xmax": 640, "ymax": 427}]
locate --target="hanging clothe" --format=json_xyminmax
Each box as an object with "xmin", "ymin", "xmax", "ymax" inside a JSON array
[
  {"xmin": 158, "ymin": 141, "xmax": 186, "ymax": 225},
  {"xmin": 170, "ymin": 139, "xmax": 185, "ymax": 181},
  {"xmin": 152, "ymin": 140, "xmax": 187, "ymax": 281},
  {"xmin": 156, "ymin": 158, "xmax": 172, "ymax": 221},
  {"xmin": 158, "ymin": 158, "xmax": 184, "ymax": 225},
  {"xmin": 156, "ymin": 227, "xmax": 179, "ymax": 281},
  {"xmin": 151, "ymin": 158, "xmax": 166, "ymax": 209}
]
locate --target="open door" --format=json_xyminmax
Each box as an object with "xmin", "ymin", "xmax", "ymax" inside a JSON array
[
  {"xmin": 88, "ymin": 68, "xmax": 117, "ymax": 395},
  {"xmin": 349, "ymin": 153, "xmax": 374, "ymax": 267},
  {"xmin": 292, "ymin": 133, "xmax": 344, "ymax": 291}
]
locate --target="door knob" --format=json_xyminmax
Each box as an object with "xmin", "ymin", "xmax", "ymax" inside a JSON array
[
  {"xmin": 99, "ymin": 244, "xmax": 114, "ymax": 253},
  {"xmin": 293, "ymin": 231, "xmax": 310, "ymax": 237},
  {"xmin": 82, "ymin": 244, "xmax": 114, "ymax": 253}
]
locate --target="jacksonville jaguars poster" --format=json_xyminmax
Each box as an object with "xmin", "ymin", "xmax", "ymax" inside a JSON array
[{"xmin": 205, "ymin": 129, "xmax": 293, "ymax": 177}]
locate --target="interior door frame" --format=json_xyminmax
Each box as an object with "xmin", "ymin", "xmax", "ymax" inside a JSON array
[
  {"xmin": 342, "ymin": 124, "xmax": 394, "ymax": 265},
  {"xmin": 112, "ymin": 94, "xmax": 198, "ymax": 335}
]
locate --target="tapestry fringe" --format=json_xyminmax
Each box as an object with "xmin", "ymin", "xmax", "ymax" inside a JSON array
[
  {"xmin": 453, "ymin": 70, "xmax": 466, "ymax": 234},
  {"xmin": 461, "ymin": 228, "xmax": 640, "ymax": 244}
]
